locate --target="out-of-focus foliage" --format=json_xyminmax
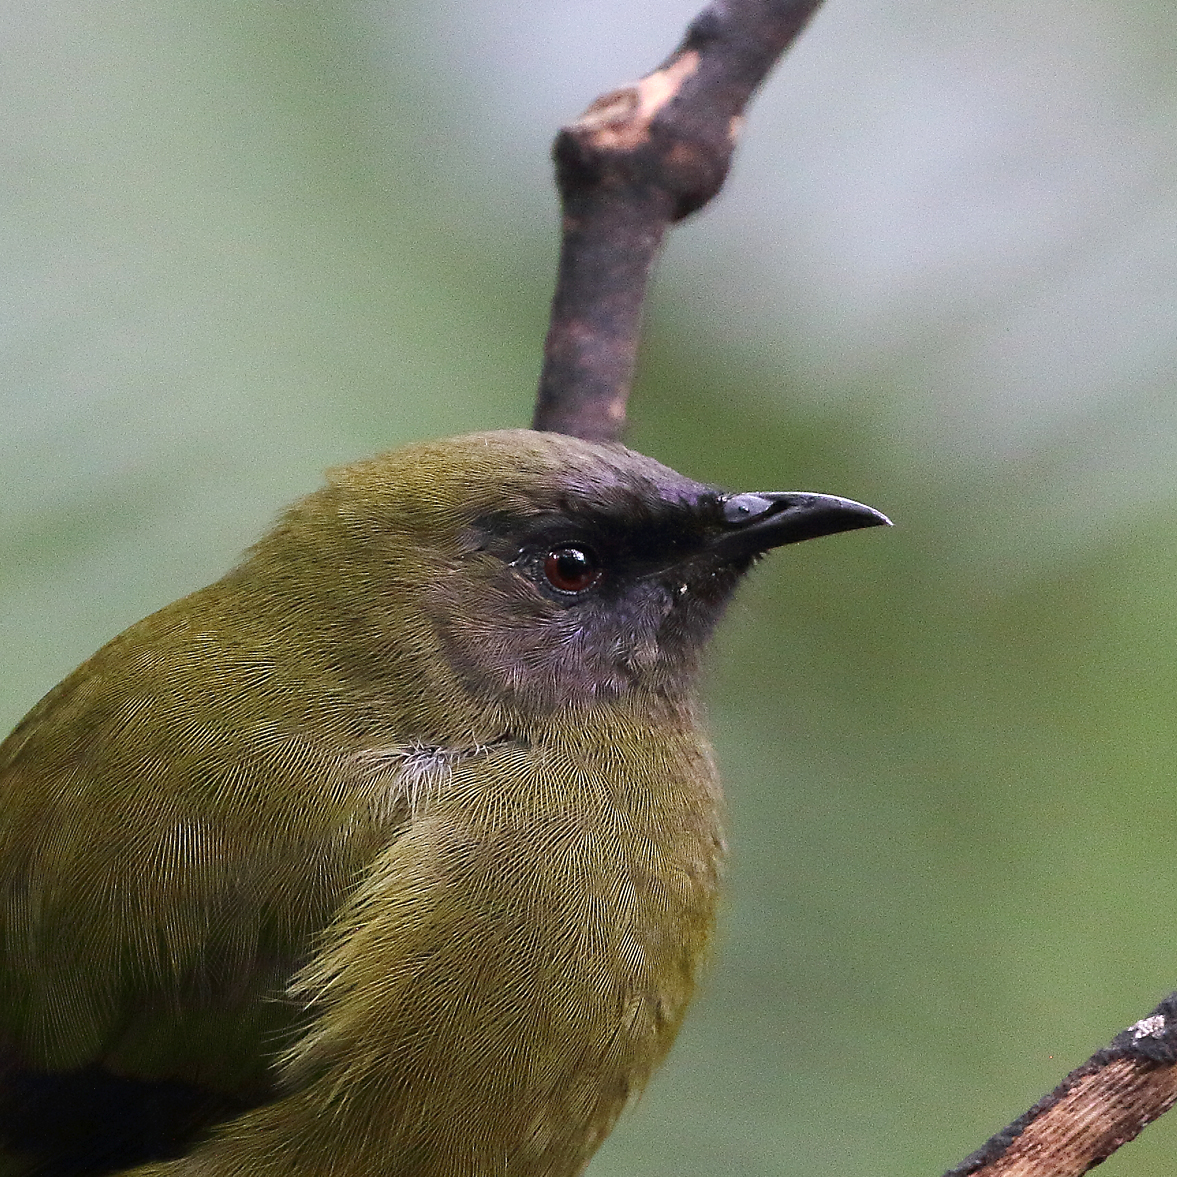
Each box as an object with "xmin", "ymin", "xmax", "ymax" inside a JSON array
[{"xmin": 4, "ymin": 1, "xmax": 1177, "ymax": 1172}]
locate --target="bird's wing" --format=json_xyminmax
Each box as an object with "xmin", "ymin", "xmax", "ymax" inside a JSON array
[{"xmin": 0, "ymin": 607, "xmax": 417, "ymax": 1173}]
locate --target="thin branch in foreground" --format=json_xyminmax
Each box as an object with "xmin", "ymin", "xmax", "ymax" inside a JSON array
[
  {"xmin": 532, "ymin": 0, "xmax": 826, "ymax": 442},
  {"xmin": 947, "ymin": 991, "xmax": 1177, "ymax": 1176}
]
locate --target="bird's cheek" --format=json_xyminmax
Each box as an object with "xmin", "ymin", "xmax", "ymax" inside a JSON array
[
  {"xmin": 599, "ymin": 584, "xmax": 671, "ymax": 675},
  {"xmin": 425, "ymin": 574, "xmax": 593, "ymax": 713},
  {"xmin": 651, "ymin": 564, "xmax": 741, "ymax": 659}
]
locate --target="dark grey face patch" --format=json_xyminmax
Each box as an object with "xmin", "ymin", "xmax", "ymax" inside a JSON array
[{"xmin": 430, "ymin": 482, "xmax": 744, "ymax": 713}]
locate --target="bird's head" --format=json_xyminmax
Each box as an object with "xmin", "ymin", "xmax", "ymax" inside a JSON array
[{"xmin": 247, "ymin": 430, "xmax": 888, "ymax": 724}]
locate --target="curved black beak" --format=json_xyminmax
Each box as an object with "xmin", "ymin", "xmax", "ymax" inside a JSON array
[{"xmin": 712, "ymin": 491, "xmax": 891, "ymax": 559}]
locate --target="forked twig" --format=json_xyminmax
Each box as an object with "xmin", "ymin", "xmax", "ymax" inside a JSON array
[{"xmin": 533, "ymin": 0, "xmax": 826, "ymax": 441}]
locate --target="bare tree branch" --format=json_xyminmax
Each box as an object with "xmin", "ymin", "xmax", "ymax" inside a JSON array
[
  {"xmin": 532, "ymin": 0, "xmax": 826, "ymax": 441},
  {"xmin": 947, "ymin": 991, "xmax": 1177, "ymax": 1176}
]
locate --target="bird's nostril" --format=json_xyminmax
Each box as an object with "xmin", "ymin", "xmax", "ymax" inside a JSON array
[{"xmin": 721, "ymin": 493, "xmax": 775, "ymax": 523}]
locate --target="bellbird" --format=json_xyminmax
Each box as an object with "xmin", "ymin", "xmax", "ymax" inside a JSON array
[{"xmin": 0, "ymin": 429, "xmax": 887, "ymax": 1177}]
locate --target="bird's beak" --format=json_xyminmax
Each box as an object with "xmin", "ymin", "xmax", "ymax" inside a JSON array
[{"xmin": 711, "ymin": 491, "xmax": 891, "ymax": 560}]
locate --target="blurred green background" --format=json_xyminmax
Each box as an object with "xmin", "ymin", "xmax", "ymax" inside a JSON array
[{"xmin": 4, "ymin": 0, "xmax": 1177, "ymax": 1172}]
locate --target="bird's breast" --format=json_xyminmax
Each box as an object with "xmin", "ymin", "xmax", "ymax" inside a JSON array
[
  {"xmin": 444, "ymin": 710, "xmax": 725, "ymax": 1165},
  {"xmin": 283, "ymin": 703, "xmax": 724, "ymax": 1176}
]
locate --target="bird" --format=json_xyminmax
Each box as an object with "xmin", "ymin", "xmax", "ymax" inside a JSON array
[{"xmin": 0, "ymin": 428, "xmax": 888, "ymax": 1177}]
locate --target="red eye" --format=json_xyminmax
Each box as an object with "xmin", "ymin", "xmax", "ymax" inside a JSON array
[{"xmin": 543, "ymin": 545, "xmax": 600, "ymax": 593}]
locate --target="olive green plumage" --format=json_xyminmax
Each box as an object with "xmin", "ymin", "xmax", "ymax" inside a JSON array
[{"xmin": 0, "ymin": 430, "xmax": 886, "ymax": 1176}]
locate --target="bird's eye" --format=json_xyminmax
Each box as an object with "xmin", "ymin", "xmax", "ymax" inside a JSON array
[{"xmin": 542, "ymin": 545, "xmax": 600, "ymax": 594}]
